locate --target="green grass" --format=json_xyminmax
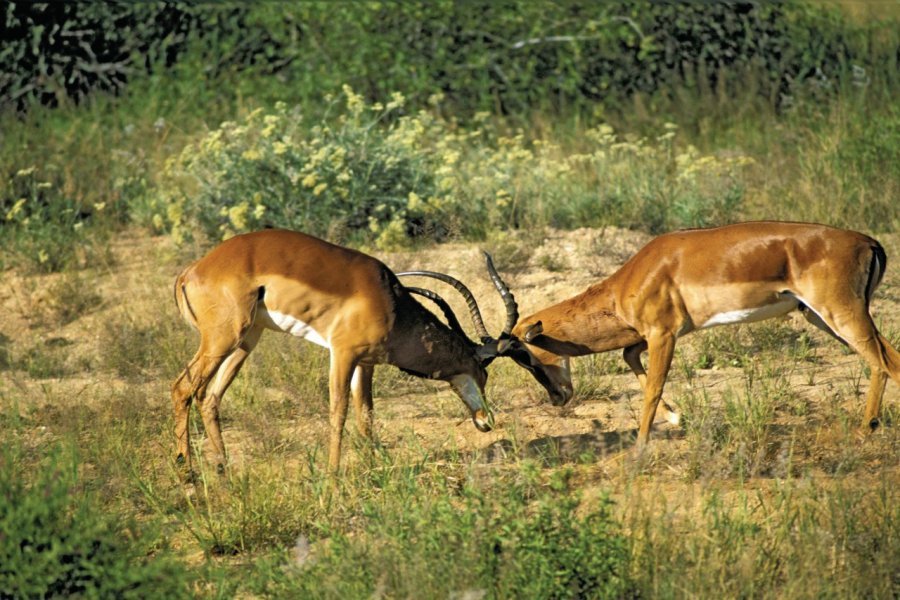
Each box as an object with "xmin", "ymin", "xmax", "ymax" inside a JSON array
[
  {"xmin": 0, "ymin": 441, "xmax": 192, "ymax": 598},
  {"xmin": 3, "ymin": 358, "xmax": 897, "ymax": 598},
  {"xmin": 622, "ymin": 475, "xmax": 899, "ymax": 599}
]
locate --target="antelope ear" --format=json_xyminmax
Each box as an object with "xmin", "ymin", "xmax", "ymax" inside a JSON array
[
  {"xmin": 523, "ymin": 321, "xmax": 544, "ymax": 343},
  {"xmin": 501, "ymin": 345, "xmax": 539, "ymax": 374},
  {"xmin": 494, "ymin": 331, "xmax": 527, "ymax": 355}
]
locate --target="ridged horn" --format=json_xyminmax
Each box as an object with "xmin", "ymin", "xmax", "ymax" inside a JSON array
[
  {"xmin": 406, "ymin": 286, "xmax": 468, "ymax": 339},
  {"xmin": 396, "ymin": 270, "xmax": 491, "ymax": 341},
  {"xmin": 482, "ymin": 251, "xmax": 519, "ymax": 336}
]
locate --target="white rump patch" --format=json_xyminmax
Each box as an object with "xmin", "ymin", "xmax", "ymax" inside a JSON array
[
  {"xmin": 700, "ymin": 297, "xmax": 798, "ymax": 329},
  {"xmin": 262, "ymin": 309, "xmax": 329, "ymax": 348},
  {"xmin": 664, "ymin": 409, "xmax": 681, "ymax": 426}
]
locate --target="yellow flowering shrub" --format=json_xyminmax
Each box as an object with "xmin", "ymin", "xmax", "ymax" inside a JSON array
[
  {"xmin": 154, "ymin": 87, "xmax": 751, "ymax": 246},
  {"xmin": 1, "ymin": 165, "xmax": 112, "ymax": 272},
  {"xmin": 156, "ymin": 89, "xmax": 449, "ymax": 246}
]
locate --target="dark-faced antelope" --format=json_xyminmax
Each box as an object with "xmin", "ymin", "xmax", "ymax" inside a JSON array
[
  {"xmin": 505, "ymin": 221, "xmax": 900, "ymax": 446},
  {"xmin": 171, "ymin": 228, "xmax": 537, "ymax": 472}
]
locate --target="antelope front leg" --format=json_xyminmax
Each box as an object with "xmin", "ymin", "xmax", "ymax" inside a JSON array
[
  {"xmin": 636, "ymin": 334, "xmax": 676, "ymax": 447},
  {"xmin": 327, "ymin": 350, "xmax": 357, "ymax": 472},
  {"xmin": 351, "ymin": 364, "xmax": 375, "ymax": 439},
  {"xmin": 624, "ymin": 341, "xmax": 681, "ymax": 427}
]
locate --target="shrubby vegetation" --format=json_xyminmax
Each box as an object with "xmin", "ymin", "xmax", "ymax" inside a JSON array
[
  {"xmin": 2, "ymin": 164, "xmax": 119, "ymax": 273},
  {"xmin": 153, "ymin": 86, "xmax": 749, "ymax": 248},
  {"xmin": 154, "ymin": 90, "xmax": 448, "ymax": 248},
  {"xmin": 229, "ymin": 465, "xmax": 628, "ymax": 598},
  {"xmin": 0, "ymin": 443, "xmax": 190, "ymax": 598},
  {"xmin": 4, "ymin": 2, "xmax": 897, "ymax": 117},
  {"xmin": 2, "ymin": 1, "xmax": 898, "ymax": 271}
]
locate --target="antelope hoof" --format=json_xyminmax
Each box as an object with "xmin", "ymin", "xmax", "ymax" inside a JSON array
[
  {"xmin": 549, "ymin": 384, "xmax": 574, "ymax": 407},
  {"xmin": 175, "ymin": 458, "xmax": 196, "ymax": 485},
  {"xmin": 473, "ymin": 409, "xmax": 494, "ymax": 432},
  {"xmin": 216, "ymin": 462, "xmax": 226, "ymax": 475},
  {"xmin": 868, "ymin": 418, "xmax": 880, "ymax": 432}
]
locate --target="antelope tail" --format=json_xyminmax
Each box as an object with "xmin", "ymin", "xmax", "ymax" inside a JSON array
[
  {"xmin": 173, "ymin": 270, "xmax": 199, "ymax": 329},
  {"xmin": 866, "ymin": 242, "xmax": 900, "ymax": 382},
  {"xmin": 864, "ymin": 242, "xmax": 887, "ymax": 306}
]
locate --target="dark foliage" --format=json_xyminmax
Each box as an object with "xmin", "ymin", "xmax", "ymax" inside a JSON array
[{"xmin": 2, "ymin": 2, "xmax": 896, "ymax": 117}]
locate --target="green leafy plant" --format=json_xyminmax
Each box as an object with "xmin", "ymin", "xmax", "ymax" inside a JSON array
[
  {"xmin": 1, "ymin": 3, "xmax": 213, "ymax": 111},
  {"xmin": 155, "ymin": 89, "xmax": 453, "ymax": 249},
  {"xmin": 154, "ymin": 90, "xmax": 751, "ymax": 247},
  {"xmin": 0, "ymin": 165, "xmax": 115, "ymax": 273},
  {"xmin": 0, "ymin": 443, "xmax": 191, "ymax": 599}
]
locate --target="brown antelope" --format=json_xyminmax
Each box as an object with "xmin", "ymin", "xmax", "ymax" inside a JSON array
[
  {"xmin": 503, "ymin": 221, "xmax": 900, "ymax": 446},
  {"xmin": 171, "ymin": 228, "xmax": 536, "ymax": 473}
]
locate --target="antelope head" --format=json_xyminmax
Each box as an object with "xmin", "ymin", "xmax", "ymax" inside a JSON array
[{"xmin": 398, "ymin": 252, "xmax": 574, "ymax": 407}]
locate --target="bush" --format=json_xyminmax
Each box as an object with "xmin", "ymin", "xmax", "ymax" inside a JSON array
[
  {"xmin": 0, "ymin": 2, "xmax": 201, "ymax": 111},
  {"xmin": 186, "ymin": 2, "xmax": 897, "ymax": 118},
  {"xmin": 488, "ymin": 487, "xmax": 628, "ymax": 598},
  {"xmin": 452, "ymin": 121, "xmax": 750, "ymax": 234},
  {"xmin": 153, "ymin": 88, "xmax": 452, "ymax": 248},
  {"xmin": 6, "ymin": 3, "xmax": 897, "ymax": 119},
  {"xmin": 0, "ymin": 164, "xmax": 116, "ymax": 273},
  {"xmin": 0, "ymin": 443, "xmax": 191, "ymax": 599},
  {"xmin": 152, "ymin": 88, "xmax": 751, "ymax": 247}
]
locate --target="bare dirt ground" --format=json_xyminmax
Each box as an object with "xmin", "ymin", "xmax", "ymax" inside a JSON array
[{"xmin": 3, "ymin": 225, "xmax": 899, "ymax": 490}]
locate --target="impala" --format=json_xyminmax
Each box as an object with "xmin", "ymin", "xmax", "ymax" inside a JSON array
[
  {"xmin": 171, "ymin": 228, "xmax": 531, "ymax": 473},
  {"xmin": 507, "ymin": 221, "xmax": 900, "ymax": 446}
]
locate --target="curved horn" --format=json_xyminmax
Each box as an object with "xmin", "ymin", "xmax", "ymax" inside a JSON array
[
  {"xmin": 406, "ymin": 286, "xmax": 468, "ymax": 339},
  {"xmin": 397, "ymin": 270, "xmax": 491, "ymax": 341},
  {"xmin": 482, "ymin": 251, "xmax": 519, "ymax": 336}
]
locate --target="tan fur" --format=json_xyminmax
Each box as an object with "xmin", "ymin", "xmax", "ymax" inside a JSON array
[
  {"xmin": 171, "ymin": 229, "xmax": 493, "ymax": 474},
  {"xmin": 513, "ymin": 221, "xmax": 900, "ymax": 445}
]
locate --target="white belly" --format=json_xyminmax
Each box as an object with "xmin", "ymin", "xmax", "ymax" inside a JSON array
[
  {"xmin": 259, "ymin": 308, "xmax": 330, "ymax": 348},
  {"xmin": 699, "ymin": 297, "xmax": 799, "ymax": 329}
]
